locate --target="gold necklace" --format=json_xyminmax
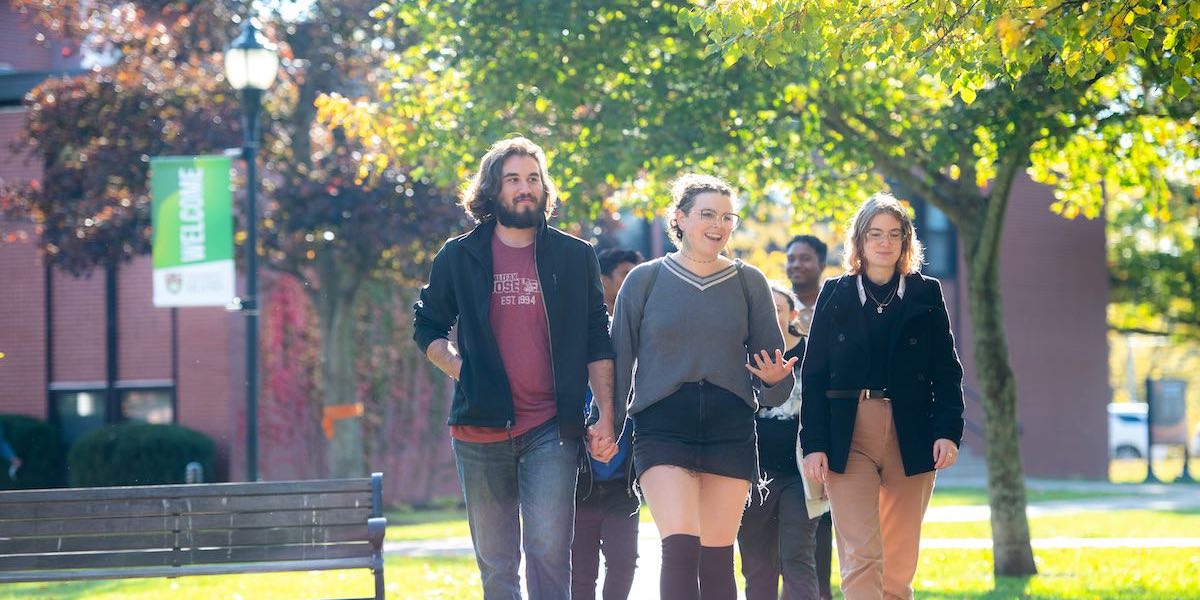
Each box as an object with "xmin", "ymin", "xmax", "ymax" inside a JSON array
[
  {"xmin": 864, "ymin": 278, "xmax": 899, "ymax": 314},
  {"xmin": 679, "ymin": 250, "xmax": 718, "ymax": 264}
]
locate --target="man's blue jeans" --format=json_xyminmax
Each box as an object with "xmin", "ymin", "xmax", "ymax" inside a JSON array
[{"xmin": 452, "ymin": 418, "xmax": 581, "ymax": 600}]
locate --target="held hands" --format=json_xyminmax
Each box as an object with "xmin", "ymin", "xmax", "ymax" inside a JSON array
[
  {"xmin": 586, "ymin": 418, "xmax": 618, "ymax": 463},
  {"xmin": 933, "ymin": 438, "xmax": 958, "ymax": 470},
  {"xmin": 745, "ymin": 349, "xmax": 798, "ymax": 386},
  {"xmin": 803, "ymin": 452, "xmax": 828, "ymax": 483}
]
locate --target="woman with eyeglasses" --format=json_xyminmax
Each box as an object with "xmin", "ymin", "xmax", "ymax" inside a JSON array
[
  {"xmin": 799, "ymin": 193, "xmax": 964, "ymax": 600},
  {"xmin": 611, "ymin": 173, "xmax": 795, "ymax": 600}
]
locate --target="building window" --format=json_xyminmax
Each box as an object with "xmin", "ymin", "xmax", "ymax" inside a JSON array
[
  {"xmin": 120, "ymin": 388, "xmax": 174, "ymax": 425},
  {"xmin": 51, "ymin": 388, "xmax": 107, "ymax": 447},
  {"xmin": 912, "ymin": 199, "xmax": 958, "ymax": 279},
  {"xmin": 50, "ymin": 381, "xmax": 176, "ymax": 446}
]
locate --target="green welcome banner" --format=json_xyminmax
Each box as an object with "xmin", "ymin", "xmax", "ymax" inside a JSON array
[{"xmin": 150, "ymin": 155, "xmax": 235, "ymax": 307}]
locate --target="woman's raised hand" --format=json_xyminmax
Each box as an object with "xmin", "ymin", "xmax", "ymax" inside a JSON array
[{"xmin": 745, "ymin": 349, "xmax": 797, "ymax": 386}]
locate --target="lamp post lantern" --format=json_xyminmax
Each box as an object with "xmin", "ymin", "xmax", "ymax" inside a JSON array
[{"xmin": 224, "ymin": 18, "xmax": 278, "ymax": 482}]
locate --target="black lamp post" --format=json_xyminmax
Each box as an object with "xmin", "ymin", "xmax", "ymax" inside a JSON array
[{"xmin": 224, "ymin": 18, "xmax": 278, "ymax": 482}]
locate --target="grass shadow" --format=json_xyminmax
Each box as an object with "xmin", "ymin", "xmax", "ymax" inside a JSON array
[
  {"xmin": 0, "ymin": 578, "xmax": 153, "ymax": 600},
  {"xmin": 917, "ymin": 575, "xmax": 1034, "ymax": 599}
]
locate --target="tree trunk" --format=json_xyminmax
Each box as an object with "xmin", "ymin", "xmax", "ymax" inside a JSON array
[
  {"xmin": 312, "ymin": 252, "xmax": 365, "ymax": 478},
  {"xmin": 963, "ymin": 247, "xmax": 1038, "ymax": 575},
  {"xmin": 957, "ymin": 177, "xmax": 1038, "ymax": 577}
]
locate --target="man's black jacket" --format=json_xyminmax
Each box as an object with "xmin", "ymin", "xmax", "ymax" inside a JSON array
[
  {"xmin": 413, "ymin": 220, "xmax": 614, "ymax": 439},
  {"xmin": 799, "ymin": 272, "xmax": 964, "ymax": 476}
]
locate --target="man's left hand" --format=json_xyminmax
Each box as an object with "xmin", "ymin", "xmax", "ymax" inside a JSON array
[{"xmin": 586, "ymin": 419, "xmax": 618, "ymax": 463}]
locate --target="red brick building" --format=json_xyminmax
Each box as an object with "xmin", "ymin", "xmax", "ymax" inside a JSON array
[
  {"xmin": 944, "ymin": 176, "xmax": 1111, "ymax": 478},
  {"xmin": 1, "ymin": 3, "xmax": 248, "ymax": 480}
]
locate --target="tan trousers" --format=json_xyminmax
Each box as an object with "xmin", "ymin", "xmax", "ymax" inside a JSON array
[{"xmin": 825, "ymin": 395, "xmax": 936, "ymax": 600}]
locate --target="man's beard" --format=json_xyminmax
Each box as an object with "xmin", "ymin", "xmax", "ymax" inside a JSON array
[{"xmin": 495, "ymin": 194, "xmax": 547, "ymax": 229}]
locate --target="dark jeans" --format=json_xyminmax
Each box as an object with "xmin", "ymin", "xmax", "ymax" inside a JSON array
[
  {"xmin": 571, "ymin": 479, "xmax": 640, "ymax": 600},
  {"xmin": 738, "ymin": 472, "xmax": 822, "ymax": 600},
  {"xmin": 452, "ymin": 418, "xmax": 581, "ymax": 600},
  {"xmin": 816, "ymin": 512, "xmax": 833, "ymax": 600}
]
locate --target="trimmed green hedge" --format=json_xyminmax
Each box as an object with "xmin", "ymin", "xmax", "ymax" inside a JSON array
[
  {"xmin": 0, "ymin": 414, "xmax": 66, "ymax": 490},
  {"xmin": 68, "ymin": 422, "xmax": 215, "ymax": 487}
]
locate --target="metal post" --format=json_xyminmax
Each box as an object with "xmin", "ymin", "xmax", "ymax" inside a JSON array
[
  {"xmin": 185, "ymin": 461, "xmax": 204, "ymax": 484},
  {"xmin": 241, "ymin": 87, "xmax": 263, "ymax": 482},
  {"xmin": 1144, "ymin": 378, "xmax": 1159, "ymax": 484},
  {"xmin": 1179, "ymin": 439, "xmax": 1194, "ymax": 484}
]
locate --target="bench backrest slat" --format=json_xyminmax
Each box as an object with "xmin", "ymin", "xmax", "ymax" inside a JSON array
[
  {"xmin": 1, "ymin": 507, "xmax": 372, "ymax": 541},
  {"xmin": 0, "ymin": 491, "xmax": 373, "ymax": 520},
  {"xmin": 0, "ymin": 478, "xmax": 373, "ymax": 504},
  {"xmin": 2, "ymin": 524, "xmax": 372, "ymax": 554},
  {"xmin": 0, "ymin": 541, "xmax": 373, "ymax": 571}
]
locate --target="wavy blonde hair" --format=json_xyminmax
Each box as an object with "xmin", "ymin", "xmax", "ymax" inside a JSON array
[{"xmin": 843, "ymin": 192, "xmax": 924, "ymax": 275}]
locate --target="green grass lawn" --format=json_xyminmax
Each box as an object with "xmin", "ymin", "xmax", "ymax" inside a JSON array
[
  {"xmin": 385, "ymin": 508, "xmax": 470, "ymax": 542},
  {"xmin": 910, "ymin": 547, "xmax": 1200, "ymax": 599},
  {"xmin": 384, "ymin": 485, "xmax": 1135, "ymax": 542},
  {"xmin": 0, "ymin": 556, "xmax": 481, "ymax": 600},
  {"xmin": 1110, "ymin": 457, "xmax": 1197, "ymax": 483},
  {"xmin": 6, "ymin": 548, "xmax": 1197, "ymax": 599},
  {"xmin": 922, "ymin": 508, "xmax": 1200, "ymax": 539}
]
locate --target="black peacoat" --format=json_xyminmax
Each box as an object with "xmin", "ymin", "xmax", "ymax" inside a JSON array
[{"xmin": 799, "ymin": 272, "xmax": 965, "ymax": 476}]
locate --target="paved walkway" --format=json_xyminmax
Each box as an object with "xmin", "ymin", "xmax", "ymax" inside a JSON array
[{"xmin": 925, "ymin": 480, "xmax": 1200, "ymax": 522}]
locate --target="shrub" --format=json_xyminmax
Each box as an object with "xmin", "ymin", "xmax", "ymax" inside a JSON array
[
  {"xmin": 0, "ymin": 414, "xmax": 66, "ymax": 490},
  {"xmin": 68, "ymin": 422, "xmax": 215, "ymax": 487}
]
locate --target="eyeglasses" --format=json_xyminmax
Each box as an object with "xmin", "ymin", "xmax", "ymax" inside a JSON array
[
  {"xmin": 866, "ymin": 229, "xmax": 906, "ymax": 244},
  {"xmin": 694, "ymin": 209, "xmax": 741, "ymax": 229}
]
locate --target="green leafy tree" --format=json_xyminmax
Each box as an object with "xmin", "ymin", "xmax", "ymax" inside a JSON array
[
  {"xmin": 328, "ymin": 0, "xmax": 1197, "ymax": 576},
  {"xmin": 689, "ymin": 0, "xmax": 1199, "ymax": 576},
  {"xmin": 1, "ymin": 0, "xmax": 465, "ymax": 477},
  {"xmin": 319, "ymin": 0, "xmax": 876, "ymax": 223},
  {"xmin": 1109, "ymin": 185, "xmax": 1199, "ymax": 340}
]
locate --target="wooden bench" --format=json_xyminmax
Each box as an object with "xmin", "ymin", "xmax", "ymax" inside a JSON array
[{"xmin": 0, "ymin": 473, "xmax": 387, "ymax": 599}]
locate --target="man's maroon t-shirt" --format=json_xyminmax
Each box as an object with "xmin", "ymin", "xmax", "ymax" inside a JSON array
[{"xmin": 450, "ymin": 235, "xmax": 557, "ymax": 443}]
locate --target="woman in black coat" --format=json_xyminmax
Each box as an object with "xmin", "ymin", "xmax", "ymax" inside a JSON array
[{"xmin": 799, "ymin": 193, "xmax": 964, "ymax": 600}]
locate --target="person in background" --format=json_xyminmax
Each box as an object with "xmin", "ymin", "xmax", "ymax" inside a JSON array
[
  {"xmin": 612, "ymin": 173, "xmax": 795, "ymax": 600},
  {"xmin": 599, "ymin": 249, "xmax": 643, "ymax": 318},
  {"xmin": 572, "ymin": 248, "xmax": 645, "ymax": 600},
  {"xmin": 0, "ymin": 424, "xmax": 21, "ymax": 478},
  {"xmin": 737, "ymin": 282, "xmax": 823, "ymax": 599},
  {"xmin": 800, "ymin": 193, "xmax": 965, "ymax": 600},
  {"xmin": 784, "ymin": 234, "xmax": 835, "ymax": 600}
]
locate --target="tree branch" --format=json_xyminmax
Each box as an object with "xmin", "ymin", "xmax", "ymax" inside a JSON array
[
  {"xmin": 817, "ymin": 99, "xmax": 982, "ymax": 225},
  {"xmin": 972, "ymin": 116, "xmax": 1037, "ymax": 267}
]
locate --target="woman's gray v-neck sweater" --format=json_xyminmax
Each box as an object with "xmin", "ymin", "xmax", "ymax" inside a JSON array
[{"xmin": 610, "ymin": 256, "xmax": 793, "ymax": 428}]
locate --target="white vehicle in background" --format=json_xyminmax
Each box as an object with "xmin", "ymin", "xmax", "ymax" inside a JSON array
[
  {"xmin": 1108, "ymin": 403, "xmax": 1178, "ymax": 460},
  {"xmin": 1108, "ymin": 403, "xmax": 1149, "ymax": 459}
]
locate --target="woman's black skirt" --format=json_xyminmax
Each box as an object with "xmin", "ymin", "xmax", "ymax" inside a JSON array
[{"xmin": 631, "ymin": 381, "xmax": 758, "ymax": 483}]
